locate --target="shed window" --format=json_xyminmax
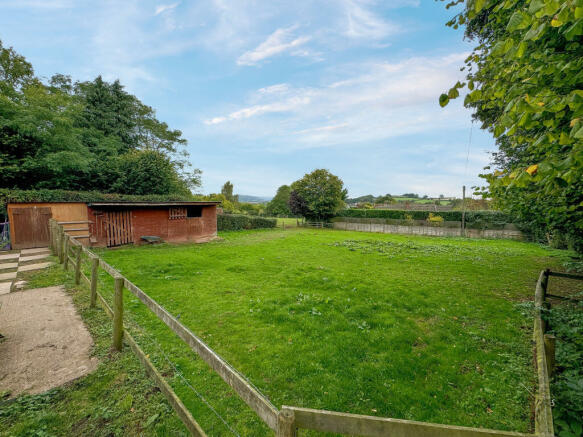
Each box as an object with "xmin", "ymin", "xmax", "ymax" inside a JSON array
[
  {"xmin": 187, "ymin": 206, "xmax": 203, "ymax": 218},
  {"xmin": 169, "ymin": 207, "xmax": 187, "ymax": 220}
]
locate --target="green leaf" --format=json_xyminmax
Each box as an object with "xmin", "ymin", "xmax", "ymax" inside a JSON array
[
  {"xmin": 573, "ymin": 124, "xmax": 583, "ymax": 139},
  {"xmin": 524, "ymin": 22, "xmax": 547, "ymax": 41},
  {"xmin": 474, "ymin": 0, "xmax": 487, "ymax": 13},
  {"xmin": 506, "ymin": 11, "xmax": 524, "ymax": 31},
  {"xmin": 576, "ymin": 7, "xmax": 583, "ymax": 19},
  {"xmin": 145, "ymin": 413, "xmax": 159, "ymax": 428},
  {"xmin": 439, "ymin": 94, "xmax": 450, "ymax": 107},
  {"xmin": 528, "ymin": 0, "xmax": 545, "ymax": 14},
  {"xmin": 516, "ymin": 41, "xmax": 527, "ymax": 57}
]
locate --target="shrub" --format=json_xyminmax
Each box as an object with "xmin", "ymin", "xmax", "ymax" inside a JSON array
[
  {"xmin": 0, "ymin": 188, "xmax": 193, "ymax": 217},
  {"xmin": 427, "ymin": 213, "xmax": 444, "ymax": 227},
  {"xmin": 217, "ymin": 214, "xmax": 276, "ymax": 231},
  {"xmin": 337, "ymin": 209, "xmax": 512, "ymax": 229}
]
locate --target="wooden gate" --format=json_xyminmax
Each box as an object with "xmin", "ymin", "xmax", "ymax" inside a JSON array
[
  {"xmin": 102, "ymin": 210, "xmax": 134, "ymax": 247},
  {"xmin": 11, "ymin": 207, "xmax": 52, "ymax": 249}
]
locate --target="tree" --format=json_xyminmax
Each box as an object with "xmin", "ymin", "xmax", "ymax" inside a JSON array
[
  {"xmin": 112, "ymin": 150, "xmax": 191, "ymax": 196},
  {"xmin": 266, "ymin": 185, "xmax": 291, "ymax": 216},
  {"xmin": 0, "ymin": 40, "xmax": 201, "ymax": 197},
  {"xmin": 288, "ymin": 190, "xmax": 310, "ymax": 217},
  {"xmin": 440, "ymin": 0, "xmax": 583, "ymax": 252},
  {"xmin": 221, "ymin": 181, "xmax": 239, "ymax": 203},
  {"xmin": 375, "ymin": 194, "xmax": 395, "ymax": 204},
  {"xmin": 289, "ymin": 169, "xmax": 347, "ymax": 220}
]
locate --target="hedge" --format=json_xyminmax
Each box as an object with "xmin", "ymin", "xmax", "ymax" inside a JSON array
[
  {"xmin": 217, "ymin": 214, "xmax": 277, "ymax": 231},
  {"xmin": 335, "ymin": 209, "xmax": 514, "ymax": 229},
  {"xmin": 0, "ymin": 188, "xmax": 195, "ymax": 217}
]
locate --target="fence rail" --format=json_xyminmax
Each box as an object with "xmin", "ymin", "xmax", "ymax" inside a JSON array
[{"xmin": 48, "ymin": 218, "xmax": 572, "ymax": 437}]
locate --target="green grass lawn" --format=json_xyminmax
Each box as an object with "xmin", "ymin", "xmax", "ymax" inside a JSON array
[{"xmin": 94, "ymin": 228, "xmax": 569, "ymax": 436}]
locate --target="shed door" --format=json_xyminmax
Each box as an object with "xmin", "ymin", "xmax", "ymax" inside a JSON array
[
  {"xmin": 11, "ymin": 207, "xmax": 52, "ymax": 249},
  {"xmin": 105, "ymin": 210, "xmax": 134, "ymax": 247}
]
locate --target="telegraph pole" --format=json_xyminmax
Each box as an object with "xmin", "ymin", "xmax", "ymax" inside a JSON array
[{"xmin": 462, "ymin": 185, "xmax": 466, "ymax": 237}]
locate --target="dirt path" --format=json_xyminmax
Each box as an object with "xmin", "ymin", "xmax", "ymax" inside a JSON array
[{"xmin": 0, "ymin": 286, "xmax": 98, "ymax": 397}]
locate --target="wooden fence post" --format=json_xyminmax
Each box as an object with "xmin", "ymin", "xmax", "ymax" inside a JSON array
[
  {"xmin": 59, "ymin": 227, "xmax": 65, "ymax": 263},
  {"xmin": 113, "ymin": 275, "xmax": 124, "ymax": 351},
  {"xmin": 90, "ymin": 255, "xmax": 99, "ymax": 308},
  {"xmin": 74, "ymin": 244, "xmax": 82, "ymax": 285},
  {"xmin": 53, "ymin": 221, "xmax": 58, "ymax": 254},
  {"xmin": 544, "ymin": 334, "xmax": 556, "ymax": 377},
  {"xmin": 277, "ymin": 408, "xmax": 296, "ymax": 437},
  {"xmin": 49, "ymin": 220, "xmax": 54, "ymax": 253},
  {"xmin": 63, "ymin": 235, "xmax": 70, "ymax": 270}
]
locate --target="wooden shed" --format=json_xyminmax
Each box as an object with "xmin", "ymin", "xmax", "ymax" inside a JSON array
[
  {"xmin": 87, "ymin": 202, "xmax": 219, "ymax": 247},
  {"xmin": 6, "ymin": 201, "xmax": 219, "ymax": 249},
  {"xmin": 7, "ymin": 202, "xmax": 89, "ymax": 249}
]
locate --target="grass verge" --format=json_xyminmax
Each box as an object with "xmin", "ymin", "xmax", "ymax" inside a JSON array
[{"xmin": 0, "ymin": 260, "xmax": 187, "ymax": 437}]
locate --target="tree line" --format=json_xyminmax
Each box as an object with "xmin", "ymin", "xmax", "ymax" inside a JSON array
[
  {"xmin": 440, "ymin": 0, "xmax": 583, "ymax": 252},
  {"xmin": 0, "ymin": 40, "xmax": 200, "ymax": 196}
]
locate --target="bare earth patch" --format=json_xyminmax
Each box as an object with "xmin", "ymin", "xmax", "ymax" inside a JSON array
[{"xmin": 0, "ymin": 285, "xmax": 98, "ymax": 397}]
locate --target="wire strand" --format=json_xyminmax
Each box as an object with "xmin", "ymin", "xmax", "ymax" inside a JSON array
[{"xmin": 127, "ymin": 317, "xmax": 242, "ymax": 437}]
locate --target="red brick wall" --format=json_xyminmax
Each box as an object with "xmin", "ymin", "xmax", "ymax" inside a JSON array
[{"xmin": 88, "ymin": 205, "xmax": 217, "ymax": 247}]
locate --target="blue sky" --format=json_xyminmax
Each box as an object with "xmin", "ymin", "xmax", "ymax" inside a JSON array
[{"xmin": 0, "ymin": 0, "xmax": 495, "ymax": 198}]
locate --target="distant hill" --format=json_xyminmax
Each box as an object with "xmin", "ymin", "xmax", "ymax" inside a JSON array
[{"xmin": 237, "ymin": 194, "xmax": 272, "ymax": 203}]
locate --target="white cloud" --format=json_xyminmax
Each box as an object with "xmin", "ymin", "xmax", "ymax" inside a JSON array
[
  {"xmin": 237, "ymin": 25, "xmax": 312, "ymax": 66},
  {"xmin": 204, "ymin": 52, "xmax": 470, "ymax": 147},
  {"xmin": 155, "ymin": 2, "xmax": 179, "ymax": 15},
  {"xmin": 343, "ymin": 0, "xmax": 399, "ymax": 40},
  {"xmin": 205, "ymin": 96, "xmax": 311, "ymax": 125},
  {"xmin": 257, "ymin": 83, "xmax": 290, "ymax": 95}
]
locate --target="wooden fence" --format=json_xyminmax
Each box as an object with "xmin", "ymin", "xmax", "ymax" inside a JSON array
[{"xmin": 49, "ymin": 218, "xmax": 569, "ymax": 437}]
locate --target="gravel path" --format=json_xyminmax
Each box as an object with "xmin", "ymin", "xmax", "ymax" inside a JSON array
[{"xmin": 0, "ymin": 285, "xmax": 98, "ymax": 397}]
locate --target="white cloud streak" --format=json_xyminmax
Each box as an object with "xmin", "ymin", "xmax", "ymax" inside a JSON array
[
  {"xmin": 343, "ymin": 0, "xmax": 399, "ymax": 40},
  {"xmin": 155, "ymin": 2, "xmax": 179, "ymax": 15},
  {"xmin": 237, "ymin": 25, "xmax": 311, "ymax": 66},
  {"xmin": 204, "ymin": 52, "xmax": 471, "ymax": 148}
]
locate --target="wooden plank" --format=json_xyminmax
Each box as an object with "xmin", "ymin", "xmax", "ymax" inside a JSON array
[
  {"xmin": 57, "ymin": 221, "xmax": 93, "ymax": 225},
  {"xmin": 90, "ymin": 256, "xmax": 99, "ymax": 308},
  {"xmin": 287, "ymin": 407, "xmax": 532, "ymax": 437},
  {"xmin": 81, "ymin": 271, "xmax": 90, "ymax": 287},
  {"xmin": 63, "ymin": 236, "xmax": 70, "ymax": 270},
  {"xmin": 122, "ymin": 277, "xmax": 279, "ymax": 431},
  {"xmin": 533, "ymin": 271, "xmax": 554, "ymax": 437},
  {"xmin": 113, "ymin": 275, "xmax": 124, "ymax": 351},
  {"xmin": 548, "ymin": 271, "xmax": 583, "ymax": 281},
  {"xmin": 74, "ymin": 245, "xmax": 82, "ymax": 285}
]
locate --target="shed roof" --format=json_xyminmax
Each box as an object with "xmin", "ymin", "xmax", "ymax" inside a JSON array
[{"xmin": 88, "ymin": 201, "xmax": 220, "ymax": 207}]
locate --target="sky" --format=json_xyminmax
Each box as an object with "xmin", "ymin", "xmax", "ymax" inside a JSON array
[{"xmin": 0, "ymin": 0, "xmax": 496, "ymax": 198}]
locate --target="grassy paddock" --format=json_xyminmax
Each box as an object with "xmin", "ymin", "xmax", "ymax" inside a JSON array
[{"xmin": 95, "ymin": 228, "xmax": 569, "ymax": 435}]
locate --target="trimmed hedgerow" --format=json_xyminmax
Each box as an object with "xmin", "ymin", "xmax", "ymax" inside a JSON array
[
  {"xmin": 335, "ymin": 209, "xmax": 513, "ymax": 229},
  {"xmin": 0, "ymin": 188, "xmax": 195, "ymax": 217},
  {"xmin": 217, "ymin": 214, "xmax": 276, "ymax": 231}
]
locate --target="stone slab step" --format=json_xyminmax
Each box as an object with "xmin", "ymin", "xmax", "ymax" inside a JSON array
[
  {"xmin": 0, "ymin": 263, "xmax": 18, "ymax": 271},
  {"xmin": 20, "ymin": 248, "xmax": 50, "ymax": 255},
  {"xmin": 0, "ymin": 253, "xmax": 19, "ymax": 261},
  {"xmin": 18, "ymin": 262, "xmax": 53, "ymax": 273},
  {"xmin": 0, "ymin": 272, "xmax": 17, "ymax": 281},
  {"xmin": 19, "ymin": 254, "xmax": 50, "ymax": 263},
  {"xmin": 0, "ymin": 281, "xmax": 11, "ymax": 296}
]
